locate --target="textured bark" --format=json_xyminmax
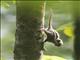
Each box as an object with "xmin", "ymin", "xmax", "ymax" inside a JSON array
[
  {"xmin": 14, "ymin": 1, "xmax": 45, "ymax": 60},
  {"xmin": 73, "ymin": 2, "xmax": 80, "ymax": 60},
  {"xmin": 74, "ymin": 16, "xmax": 80, "ymax": 60}
]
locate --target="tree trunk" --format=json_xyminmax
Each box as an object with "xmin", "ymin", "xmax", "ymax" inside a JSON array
[
  {"xmin": 74, "ymin": 2, "xmax": 80, "ymax": 60},
  {"xmin": 14, "ymin": 1, "xmax": 45, "ymax": 60},
  {"xmin": 74, "ymin": 16, "xmax": 80, "ymax": 60}
]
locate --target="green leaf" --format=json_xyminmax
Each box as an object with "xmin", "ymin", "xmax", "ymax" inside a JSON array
[
  {"xmin": 56, "ymin": 22, "xmax": 73, "ymax": 37},
  {"xmin": 56, "ymin": 22, "xmax": 73, "ymax": 31},
  {"xmin": 64, "ymin": 26, "xmax": 73, "ymax": 37},
  {"xmin": 42, "ymin": 55, "xmax": 66, "ymax": 60}
]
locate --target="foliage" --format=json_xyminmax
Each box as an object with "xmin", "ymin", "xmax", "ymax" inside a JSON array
[
  {"xmin": 42, "ymin": 55, "xmax": 66, "ymax": 60},
  {"xmin": 56, "ymin": 22, "xmax": 73, "ymax": 37},
  {"xmin": 63, "ymin": 24, "xmax": 73, "ymax": 37}
]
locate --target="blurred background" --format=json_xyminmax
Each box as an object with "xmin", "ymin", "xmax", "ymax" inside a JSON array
[{"xmin": 1, "ymin": 1, "xmax": 79, "ymax": 60}]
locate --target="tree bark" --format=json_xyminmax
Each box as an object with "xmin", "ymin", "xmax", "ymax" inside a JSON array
[
  {"xmin": 14, "ymin": 1, "xmax": 45, "ymax": 60},
  {"xmin": 74, "ymin": 16, "xmax": 80, "ymax": 60},
  {"xmin": 73, "ymin": 2, "xmax": 80, "ymax": 60}
]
